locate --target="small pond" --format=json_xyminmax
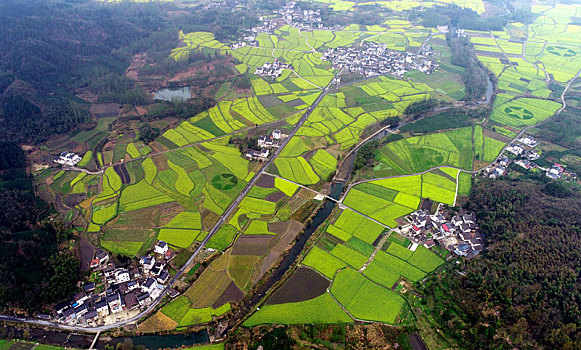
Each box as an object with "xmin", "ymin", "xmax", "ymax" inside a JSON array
[{"xmin": 154, "ymin": 86, "xmax": 191, "ymax": 102}]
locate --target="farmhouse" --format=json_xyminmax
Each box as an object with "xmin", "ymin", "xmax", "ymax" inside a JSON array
[
  {"xmin": 54, "ymin": 152, "xmax": 82, "ymax": 166},
  {"xmin": 154, "ymin": 241, "xmax": 169, "ymax": 255},
  {"xmin": 245, "ymin": 148, "xmax": 269, "ymax": 159},
  {"xmin": 518, "ymin": 135, "xmax": 538, "ymax": 147},
  {"xmin": 257, "ymin": 130, "xmax": 284, "ymax": 148},
  {"xmin": 506, "ymin": 144, "xmax": 524, "ymax": 155},
  {"xmin": 546, "ymin": 163, "xmax": 564, "ymax": 179},
  {"xmin": 255, "ymin": 60, "xmax": 292, "ymax": 79}
]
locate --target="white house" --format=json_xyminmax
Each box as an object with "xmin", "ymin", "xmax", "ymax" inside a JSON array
[
  {"xmin": 142, "ymin": 277, "xmax": 158, "ymax": 294},
  {"xmin": 245, "ymin": 148, "xmax": 269, "ymax": 159},
  {"xmin": 140, "ymin": 256, "xmax": 156, "ymax": 272},
  {"xmin": 115, "ymin": 269, "xmax": 130, "ymax": 283},
  {"xmin": 54, "ymin": 152, "xmax": 82, "ymax": 166},
  {"xmin": 154, "ymin": 241, "xmax": 169, "ymax": 255},
  {"xmin": 107, "ymin": 292, "xmax": 123, "ymax": 314}
]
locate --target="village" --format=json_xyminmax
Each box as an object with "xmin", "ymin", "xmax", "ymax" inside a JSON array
[
  {"xmin": 231, "ymin": 1, "xmax": 340, "ymax": 50},
  {"xmin": 47, "ymin": 240, "xmax": 183, "ymax": 326},
  {"xmin": 321, "ymin": 42, "xmax": 439, "ymax": 77},
  {"xmin": 398, "ymin": 205, "xmax": 483, "ymax": 259},
  {"xmin": 254, "ymin": 60, "xmax": 293, "ymax": 79},
  {"xmin": 484, "ymin": 135, "xmax": 577, "ymax": 181},
  {"xmin": 245, "ymin": 129, "xmax": 286, "ymax": 160}
]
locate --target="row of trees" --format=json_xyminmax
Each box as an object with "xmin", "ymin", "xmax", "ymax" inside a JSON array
[{"xmin": 447, "ymin": 34, "xmax": 490, "ymax": 101}]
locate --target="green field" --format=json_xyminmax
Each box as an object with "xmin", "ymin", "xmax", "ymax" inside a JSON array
[
  {"xmin": 375, "ymin": 127, "xmax": 475, "ymax": 176},
  {"xmin": 330, "ymin": 268, "xmax": 405, "ymax": 323},
  {"xmin": 489, "ymin": 95, "xmax": 562, "ymax": 128},
  {"xmin": 303, "ymin": 246, "xmax": 347, "ymax": 279},
  {"xmin": 244, "ymin": 293, "xmax": 351, "ymax": 326}
]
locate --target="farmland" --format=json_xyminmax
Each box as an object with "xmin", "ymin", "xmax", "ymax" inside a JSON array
[
  {"xmin": 343, "ymin": 169, "xmax": 459, "ymax": 227},
  {"xmin": 248, "ymin": 203, "xmax": 445, "ymax": 325},
  {"xmin": 374, "ymin": 125, "xmax": 508, "ymax": 177},
  {"xmin": 34, "ymin": 0, "xmax": 581, "ymax": 336}
]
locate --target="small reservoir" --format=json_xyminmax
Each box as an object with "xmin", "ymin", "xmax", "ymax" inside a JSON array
[{"xmin": 154, "ymin": 86, "xmax": 191, "ymax": 102}]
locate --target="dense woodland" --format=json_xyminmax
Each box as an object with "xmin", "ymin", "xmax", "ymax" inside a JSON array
[
  {"xmin": 0, "ymin": 0, "xmax": 260, "ymax": 144},
  {"xmin": 422, "ymin": 178, "xmax": 581, "ymax": 349},
  {"xmin": 0, "ymin": 144, "xmax": 79, "ymax": 314}
]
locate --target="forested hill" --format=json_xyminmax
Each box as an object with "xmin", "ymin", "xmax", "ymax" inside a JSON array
[
  {"xmin": 0, "ymin": 0, "xmax": 171, "ymax": 143},
  {"xmin": 423, "ymin": 178, "xmax": 581, "ymax": 349}
]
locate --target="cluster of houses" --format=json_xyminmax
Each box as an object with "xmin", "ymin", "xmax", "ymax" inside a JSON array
[
  {"xmin": 400, "ymin": 207, "xmax": 483, "ymax": 259},
  {"xmin": 485, "ymin": 135, "xmax": 577, "ymax": 181},
  {"xmin": 275, "ymin": 1, "xmax": 338, "ymax": 30},
  {"xmin": 321, "ymin": 42, "xmax": 438, "ymax": 78},
  {"xmin": 232, "ymin": 1, "xmax": 341, "ymax": 51},
  {"xmin": 54, "ymin": 152, "xmax": 82, "ymax": 166},
  {"xmin": 50, "ymin": 241, "xmax": 178, "ymax": 326},
  {"xmin": 231, "ymin": 22, "xmax": 278, "ymax": 49},
  {"xmin": 245, "ymin": 130, "xmax": 285, "ymax": 160},
  {"xmin": 254, "ymin": 60, "xmax": 293, "ymax": 79}
]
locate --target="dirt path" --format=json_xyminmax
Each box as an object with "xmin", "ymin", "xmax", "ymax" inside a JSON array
[
  {"xmin": 359, "ymin": 230, "xmax": 391, "ymax": 272},
  {"xmin": 453, "ymin": 169, "xmax": 461, "ymax": 206}
]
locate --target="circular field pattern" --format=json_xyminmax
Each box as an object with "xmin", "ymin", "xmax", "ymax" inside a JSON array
[
  {"xmin": 212, "ymin": 173, "xmax": 238, "ymax": 190},
  {"xmin": 547, "ymin": 45, "xmax": 576, "ymax": 57},
  {"xmin": 504, "ymin": 106, "xmax": 534, "ymax": 120}
]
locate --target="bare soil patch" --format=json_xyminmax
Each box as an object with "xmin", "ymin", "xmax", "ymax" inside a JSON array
[
  {"xmin": 255, "ymin": 174, "xmax": 275, "ymax": 188},
  {"xmin": 114, "ymin": 163, "xmax": 130, "ymax": 184},
  {"xmin": 77, "ymin": 237, "xmax": 96, "ymax": 271},
  {"xmin": 265, "ymin": 191, "xmax": 285, "ymax": 202},
  {"xmin": 302, "ymin": 149, "xmax": 316, "ymax": 161},
  {"xmin": 212, "ymin": 281, "xmax": 245, "ymax": 308},
  {"xmin": 483, "ymin": 128, "xmax": 513, "ymax": 143},
  {"xmin": 268, "ymin": 221, "xmax": 292, "ymax": 236},
  {"xmin": 64, "ymin": 193, "xmax": 86, "ymax": 208},
  {"xmin": 231, "ymin": 235, "xmax": 273, "ymax": 256},
  {"xmin": 258, "ymin": 220, "xmax": 303, "ymax": 278},
  {"xmin": 285, "ymin": 99, "xmax": 305, "ymax": 107},
  {"xmin": 125, "ymin": 53, "xmax": 147, "ymax": 81},
  {"xmin": 267, "ymin": 267, "xmax": 330, "ymax": 305}
]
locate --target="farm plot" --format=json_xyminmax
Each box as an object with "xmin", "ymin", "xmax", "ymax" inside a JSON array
[
  {"xmin": 375, "ymin": 127, "xmax": 475, "ymax": 176},
  {"xmin": 83, "ymin": 133, "xmax": 255, "ymax": 256},
  {"xmin": 170, "ymin": 31, "xmax": 230, "ymax": 61},
  {"xmin": 330, "ymin": 268, "xmax": 405, "ymax": 323},
  {"xmin": 489, "ymin": 96, "xmax": 562, "ymax": 128},
  {"xmin": 267, "ymin": 267, "xmax": 330, "ymax": 305},
  {"xmin": 343, "ymin": 181, "xmax": 421, "ymax": 228},
  {"xmin": 244, "ymin": 293, "xmax": 351, "ymax": 326},
  {"xmin": 345, "ymin": 170, "xmax": 459, "ymax": 227},
  {"xmin": 273, "ymin": 157, "xmax": 320, "ymax": 185},
  {"xmin": 333, "ymin": 208, "xmax": 386, "ymax": 244}
]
